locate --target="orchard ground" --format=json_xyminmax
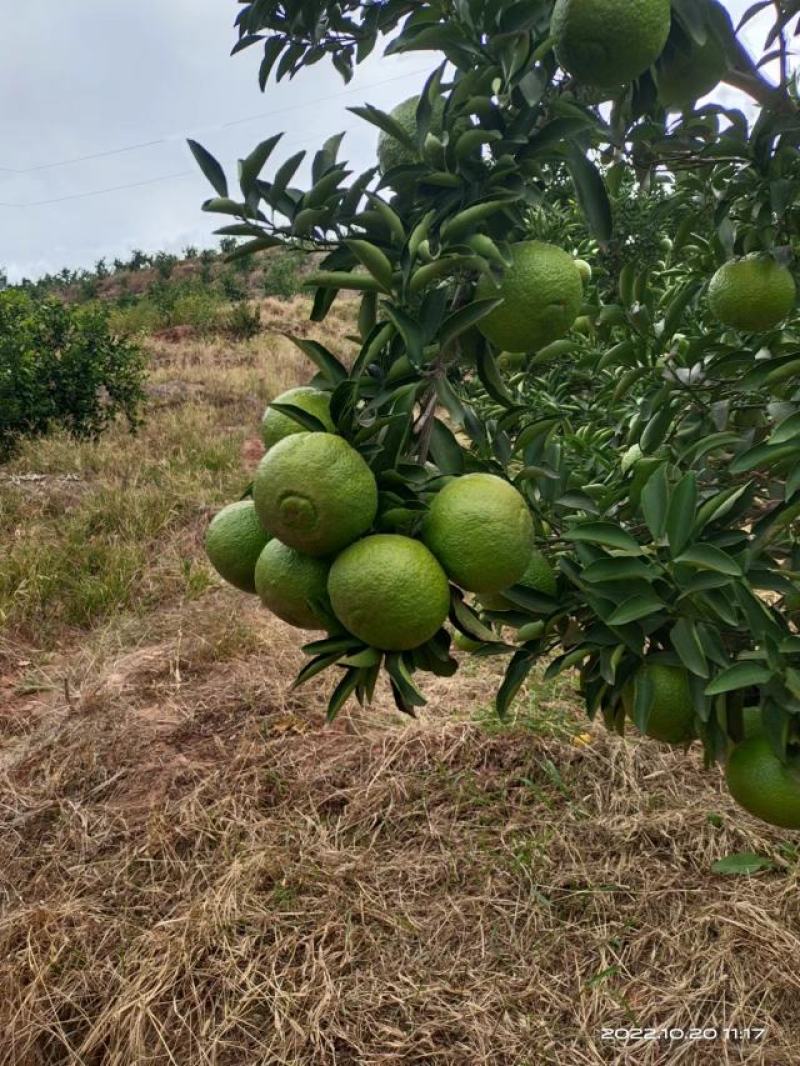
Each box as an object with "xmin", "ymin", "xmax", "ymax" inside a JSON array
[{"xmin": 2, "ymin": 294, "xmax": 800, "ymax": 1064}]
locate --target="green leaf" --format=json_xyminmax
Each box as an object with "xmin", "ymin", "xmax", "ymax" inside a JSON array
[
  {"xmin": 348, "ymin": 103, "xmax": 416, "ymax": 149},
  {"xmin": 341, "ymin": 648, "xmax": 382, "ymax": 669},
  {"xmin": 583, "ymin": 558, "xmax": 655, "ymax": 584},
  {"xmin": 438, "ymin": 298, "xmax": 503, "ymax": 350},
  {"xmin": 291, "ymin": 652, "xmax": 343, "ymax": 689},
  {"xmin": 385, "ymin": 304, "xmax": 425, "ymax": 365},
  {"xmin": 730, "ymin": 440, "xmax": 800, "ymax": 475},
  {"xmin": 496, "ymin": 649, "xmax": 536, "ymax": 720},
  {"xmin": 327, "ymin": 667, "xmax": 361, "ymax": 721},
  {"xmin": 269, "ymin": 402, "xmax": 329, "ymax": 433},
  {"xmin": 187, "ymin": 139, "xmax": 228, "ymax": 197},
  {"xmin": 477, "ymin": 347, "xmax": 514, "ymax": 407},
  {"xmin": 675, "ymin": 545, "xmax": 743, "ymax": 577},
  {"xmin": 564, "ymin": 144, "xmax": 613, "ymax": 242},
  {"xmin": 711, "ymin": 852, "xmax": 776, "ymax": 876},
  {"xmin": 345, "ymin": 239, "xmax": 394, "ymax": 292},
  {"xmin": 386, "ymin": 653, "xmax": 428, "ymax": 712},
  {"xmin": 283, "ymin": 335, "xmax": 347, "ymax": 385},
  {"xmin": 429, "ymin": 419, "xmax": 465, "ymax": 475},
  {"xmin": 666, "ymin": 473, "xmax": 697, "ymax": 556},
  {"xmin": 607, "ymin": 593, "xmax": 666, "ymax": 626},
  {"xmin": 239, "ymin": 133, "xmax": 283, "ymax": 197},
  {"xmin": 662, "ymin": 281, "xmax": 702, "ymax": 341},
  {"xmin": 693, "ymin": 483, "xmax": 752, "ymax": 534},
  {"xmin": 671, "ymin": 619, "xmax": 709, "ymax": 678},
  {"xmin": 224, "ymin": 236, "xmax": 283, "ymax": 261},
  {"xmin": 770, "ymin": 412, "xmax": 800, "ymax": 445},
  {"xmin": 705, "ymin": 662, "xmax": 773, "ymax": 696},
  {"xmin": 565, "ymin": 523, "xmax": 643, "ymax": 555},
  {"xmin": 305, "ymin": 270, "xmax": 386, "ymax": 293},
  {"xmin": 640, "ymin": 463, "xmax": 669, "ymax": 540},
  {"xmin": 441, "ymin": 200, "xmax": 514, "ymax": 244},
  {"xmin": 271, "ymin": 150, "xmax": 306, "ymax": 201},
  {"xmin": 450, "ymin": 594, "xmax": 497, "ymax": 643}
]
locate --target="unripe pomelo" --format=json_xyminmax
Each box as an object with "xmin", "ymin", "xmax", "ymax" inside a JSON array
[
  {"xmin": 726, "ymin": 735, "xmax": 800, "ymax": 829},
  {"xmin": 480, "ymin": 548, "xmax": 557, "ymax": 611},
  {"xmin": 574, "ymin": 258, "xmax": 592, "ymax": 284},
  {"xmin": 423, "ymin": 473, "xmax": 534, "ymax": 593},
  {"xmin": 377, "ymin": 94, "xmax": 445, "ymax": 174},
  {"xmin": 205, "ymin": 500, "xmax": 270, "ymax": 594},
  {"xmin": 254, "ymin": 539, "xmax": 334, "ymax": 630},
  {"xmin": 261, "ymin": 387, "xmax": 334, "ymax": 450},
  {"xmin": 496, "ymin": 351, "xmax": 526, "ymax": 371},
  {"xmin": 622, "ymin": 661, "xmax": 695, "ymax": 745},
  {"xmin": 253, "ymin": 433, "xmax": 378, "ymax": 557},
  {"xmin": 328, "ymin": 534, "xmax": 451, "ymax": 651},
  {"xmin": 708, "ymin": 256, "xmax": 796, "ymax": 333},
  {"xmin": 475, "ymin": 241, "xmax": 583, "ymax": 353},
  {"xmin": 551, "ymin": 0, "xmax": 671, "ymax": 88}
]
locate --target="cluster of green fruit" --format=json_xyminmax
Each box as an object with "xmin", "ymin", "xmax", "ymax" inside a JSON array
[
  {"xmin": 206, "ymin": 385, "xmax": 545, "ymax": 655},
  {"xmin": 620, "ymin": 661, "xmax": 800, "ymax": 830}
]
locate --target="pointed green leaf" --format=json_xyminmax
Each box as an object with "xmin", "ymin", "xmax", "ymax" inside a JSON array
[
  {"xmin": 565, "ymin": 523, "xmax": 643, "ymax": 554},
  {"xmin": 188, "ymin": 139, "xmax": 228, "ymax": 197},
  {"xmin": 607, "ymin": 593, "xmax": 666, "ymax": 625},
  {"xmin": 675, "ymin": 545, "xmax": 743, "ymax": 577},
  {"xmin": 666, "ymin": 473, "xmax": 697, "ymax": 556},
  {"xmin": 705, "ymin": 662, "xmax": 773, "ymax": 696},
  {"xmin": 671, "ymin": 619, "xmax": 709, "ymax": 678}
]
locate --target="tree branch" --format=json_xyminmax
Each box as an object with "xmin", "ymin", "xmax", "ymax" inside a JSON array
[{"xmin": 722, "ymin": 34, "xmax": 796, "ymax": 114}]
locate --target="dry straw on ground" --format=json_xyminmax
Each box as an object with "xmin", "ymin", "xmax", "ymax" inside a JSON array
[{"xmin": 2, "ymin": 304, "xmax": 799, "ymax": 1065}]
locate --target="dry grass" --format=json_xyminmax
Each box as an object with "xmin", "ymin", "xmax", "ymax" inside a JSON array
[{"xmin": 2, "ymin": 307, "xmax": 800, "ymax": 1065}]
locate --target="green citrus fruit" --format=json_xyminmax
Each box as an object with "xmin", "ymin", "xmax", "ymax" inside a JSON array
[
  {"xmin": 253, "ymin": 433, "xmax": 378, "ymax": 557},
  {"xmin": 574, "ymin": 258, "xmax": 593, "ymax": 284},
  {"xmin": 726, "ymin": 735, "xmax": 800, "ymax": 829},
  {"xmin": 623, "ymin": 662, "xmax": 695, "ymax": 744},
  {"xmin": 423, "ymin": 473, "xmax": 534, "ymax": 593},
  {"xmin": 496, "ymin": 351, "xmax": 526, "ymax": 371},
  {"xmin": 741, "ymin": 706, "xmax": 764, "ymax": 741},
  {"xmin": 551, "ymin": 0, "xmax": 671, "ymax": 88},
  {"xmin": 377, "ymin": 95, "xmax": 445, "ymax": 174},
  {"xmin": 655, "ymin": 4, "xmax": 731, "ymax": 109},
  {"xmin": 261, "ymin": 387, "xmax": 334, "ymax": 450},
  {"xmin": 572, "ymin": 315, "xmax": 594, "ymax": 336},
  {"xmin": 328, "ymin": 534, "xmax": 451, "ymax": 651},
  {"xmin": 708, "ymin": 256, "xmax": 796, "ymax": 332},
  {"xmin": 475, "ymin": 241, "xmax": 583, "ymax": 352},
  {"xmin": 205, "ymin": 500, "xmax": 271, "ymax": 594},
  {"xmin": 254, "ymin": 539, "xmax": 334, "ymax": 630},
  {"xmin": 480, "ymin": 548, "xmax": 557, "ymax": 611}
]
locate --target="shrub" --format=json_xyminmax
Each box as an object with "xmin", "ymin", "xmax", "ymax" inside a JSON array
[
  {"xmin": 262, "ymin": 251, "xmax": 303, "ymax": 299},
  {"xmin": 0, "ymin": 292, "xmax": 146, "ymax": 460},
  {"xmin": 222, "ymin": 301, "xmax": 261, "ymax": 340},
  {"xmin": 170, "ymin": 292, "xmax": 221, "ymax": 333},
  {"xmin": 107, "ymin": 299, "xmax": 164, "ymax": 335}
]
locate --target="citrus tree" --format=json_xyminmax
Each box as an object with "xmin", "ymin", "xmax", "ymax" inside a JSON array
[{"xmin": 196, "ymin": 0, "xmax": 800, "ymax": 830}]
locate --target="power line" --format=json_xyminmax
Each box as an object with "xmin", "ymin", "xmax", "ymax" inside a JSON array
[
  {"xmin": 0, "ymin": 117, "xmax": 376, "ymax": 208},
  {"xmin": 0, "ymin": 170, "xmax": 194, "ymax": 208},
  {"xmin": 1, "ymin": 66, "xmax": 428, "ymax": 176}
]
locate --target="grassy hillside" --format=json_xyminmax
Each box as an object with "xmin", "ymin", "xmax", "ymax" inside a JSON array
[{"xmin": 1, "ymin": 293, "xmax": 799, "ymax": 1064}]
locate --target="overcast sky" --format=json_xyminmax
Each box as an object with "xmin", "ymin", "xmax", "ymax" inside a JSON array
[{"xmin": 1, "ymin": 1, "xmax": 775, "ymax": 282}]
